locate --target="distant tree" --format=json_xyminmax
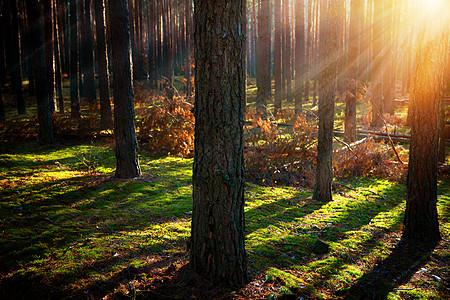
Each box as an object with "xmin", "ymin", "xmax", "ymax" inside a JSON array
[
  {"xmin": 313, "ymin": 0, "xmax": 340, "ymax": 202},
  {"xmin": 69, "ymin": 0, "xmax": 80, "ymax": 119},
  {"xmin": 283, "ymin": 0, "xmax": 292, "ymax": 103},
  {"xmin": 190, "ymin": 0, "xmax": 248, "ymax": 286},
  {"xmin": 344, "ymin": 0, "xmax": 362, "ymax": 143},
  {"xmin": 371, "ymin": 0, "xmax": 384, "ymax": 128},
  {"xmin": 0, "ymin": 85, "xmax": 4, "ymax": 121},
  {"xmin": 25, "ymin": 0, "xmax": 54, "ymax": 144},
  {"xmin": 53, "ymin": 0, "xmax": 64, "ymax": 112},
  {"xmin": 4, "ymin": 0, "xmax": 26, "ymax": 115},
  {"xmin": 162, "ymin": 0, "xmax": 174, "ymax": 100},
  {"xmin": 94, "ymin": 0, "xmax": 112, "ymax": 130},
  {"xmin": 109, "ymin": 0, "xmax": 141, "ymax": 179},
  {"xmin": 81, "ymin": 0, "xmax": 96, "ymax": 108},
  {"xmin": 294, "ymin": 0, "xmax": 305, "ymax": 114},
  {"xmin": 43, "ymin": 0, "xmax": 55, "ymax": 111},
  {"xmin": 403, "ymin": 37, "xmax": 447, "ymax": 243},
  {"xmin": 184, "ymin": 0, "xmax": 192, "ymax": 98},
  {"xmin": 256, "ymin": 0, "xmax": 271, "ymax": 117},
  {"xmin": 274, "ymin": 0, "xmax": 282, "ymax": 115}
]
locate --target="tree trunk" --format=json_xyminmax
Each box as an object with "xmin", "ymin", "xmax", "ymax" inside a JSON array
[
  {"xmin": 371, "ymin": 0, "xmax": 383, "ymax": 128},
  {"xmin": 25, "ymin": 0, "xmax": 54, "ymax": 145},
  {"xmin": 0, "ymin": 85, "xmax": 4, "ymax": 121},
  {"xmin": 313, "ymin": 0, "xmax": 339, "ymax": 202},
  {"xmin": 344, "ymin": 0, "xmax": 361, "ymax": 143},
  {"xmin": 82, "ymin": 0, "xmax": 96, "ymax": 108},
  {"xmin": 94, "ymin": 0, "xmax": 112, "ymax": 130},
  {"xmin": 44, "ymin": 0, "xmax": 55, "ymax": 112},
  {"xmin": 403, "ymin": 37, "xmax": 446, "ymax": 243},
  {"xmin": 109, "ymin": 0, "xmax": 141, "ymax": 179},
  {"xmin": 4, "ymin": 0, "xmax": 26, "ymax": 115},
  {"xmin": 53, "ymin": 0, "xmax": 64, "ymax": 113},
  {"xmin": 191, "ymin": 0, "xmax": 248, "ymax": 287},
  {"xmin": 184, "ymin": 0, "xmax": 192, "ymax": 98},
  {"xmin": 69, "ymin": 0, "xmax": 80, "ymax": 119},
  {"xmin": 294, "ymin": 0, "xmax": 305, "ymax": 114},
  {"xmin": 283, "ymin": 0, "xmax": 292, "ymax": 103},
  {"xmin": 274, "ymin": 0, "xmax": 282, "ymax": 115},
  {"xmin": 256, "ymin": 0, "xmax": 271, "ymax": 117}
]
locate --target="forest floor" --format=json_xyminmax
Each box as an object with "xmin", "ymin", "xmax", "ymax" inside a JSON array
[
  {"xmin": 0, "ymin": 140, "xmax": 448, "ymax": 299},
  {"xmin": 0, "ymin": 82, "xmax": 449, "ymax": 299}
]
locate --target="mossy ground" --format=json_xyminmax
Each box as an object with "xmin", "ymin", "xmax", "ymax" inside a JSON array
[{"xmin": 0, "ymin": 140, "xmax": 448, "ymax": 299}]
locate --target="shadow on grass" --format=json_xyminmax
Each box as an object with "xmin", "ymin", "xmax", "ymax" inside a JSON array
[{"xmin": 337, "ymin": 239, "xmax": 439, "ymax": 300}]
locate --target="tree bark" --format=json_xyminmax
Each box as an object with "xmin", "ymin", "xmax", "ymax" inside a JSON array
[
  {"xmin": 294, "ymin": 0, "xmax": 305, "ymax": 114},
  {"xmin": 25, "ymin": 0, "xmax": 54, "ymax": 145},
  {"xmin": 403, "ymin": 36, "xmax": 446, "ymax": 243},
  {"xmin": 82, "ymin": 0, "xmax": 96, "ymax": 108},
  {"xmin": 44, "ymin": 0, "xmax": 55, "ymax": 112},
  {"xmin": 344, "ymin": 0, "xmax": 361, "ymax": 143},
  {"xmin": 184, "ymin": 0, "xmax": 192, "ymax": 98},
  {"xmin": 70, "ymin": 0, "xmax": 80, "ymax": 119},
  {"xmin": 4, "ymin": 0, "xmax": 26, "ymax": 115},
  {"xmin": 274, "ymin": 0, "xmax": 282, "ymax": 115},
  {"xmin": 371, "ymin": 0, "xmax": 384, "ymax": 128},
  {"xmin": 313, "ymin": 0, "xmax": 339, "ymax": 202},
  {"xmin": 94, "ymin": 0, "xmax": 112, "ymax": 130},
  {"xmin": 191, "ymin": 0, "xmax": 248, "ymax": 286},
  {"xmin": 256, "ymin": 0, "xmax": 271, "ymax": 117},
  {"xmin": 109, "ymin": 0, "xmax": 141, "ymax": 179}
]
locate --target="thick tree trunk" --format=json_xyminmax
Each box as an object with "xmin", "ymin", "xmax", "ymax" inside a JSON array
[
  {"xmin": 44, "ymin": 0, "xmax": 55, "ymax": 112},
  {"xmin": 191, "ymin": 0, "xmax": 248, "ymax": 287},
  {"xmin": 4, "ymin": 0, "xmax": 26, "ymax": 115},
  {"xmin": 94, "ymin": 0, "xmax": 112, "ymax": 130},
  {"xmin": 69, "ymin": 0, "xmax": 80, "ymax": 119},
  {"xmin": 403, "ymin": 38, "xmax": 446, "ymax": 243},
  {"xmin": 344, "ymin": 0, "xmax": 361, "ymax": 143},
  {"xmin": 256, "ymin": 0, "xmax": 271, "ymax": 117},
  {"xmin": 109, "ymin": 0, "xmax": 141, "ymax": 179},
  {"xmin": 294, "ymin": 0, "xmax": 305, "ymax": 114},
  {"xmin": 313, "ymin": 0, "xmax": 339, "ymax": 202},
  {"xmin": 25, "ymin": 0, "xmax": 54, "ymax": 145}
]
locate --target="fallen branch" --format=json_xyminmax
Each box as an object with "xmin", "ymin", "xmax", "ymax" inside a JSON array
[{"xmin": 380, "ymin": 116, "xmax": 405, "ymax": 164}]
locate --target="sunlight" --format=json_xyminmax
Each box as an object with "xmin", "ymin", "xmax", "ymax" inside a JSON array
[{"xmin": 418, "ymin": 0, "xmax": 450, "ymax": 20}]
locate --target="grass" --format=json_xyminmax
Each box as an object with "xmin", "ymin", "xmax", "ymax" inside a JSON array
[{"xmin": 0, "ymin": 141, "xmax": 449, "ymax": 299}]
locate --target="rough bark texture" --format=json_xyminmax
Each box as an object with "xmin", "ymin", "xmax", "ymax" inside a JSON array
[
  {"xmin": 256, "ymin": 0, "xmax": 271, "ymax": 117},
  {"xmin": 69, "ymin": 0, "xmax": 80, "ymax": 119},
  {"xmin": 25, "ymin": 0, "xmax": 54, "ymax": 145},
  {"xmin": 109, "ymin": 0, "xmax": 141, "ymax": 179},
  {"xmin": 94, "ymin": 0, "xmax": 112, "ymax": 130},
  {"xmin": 4, "ymin": 0, "xmax": 26, "ymax": 115},
  {"xmin": 312, "ymin": 0, "xmax": 339, "ymax": 202},
  {"xmin": 403, "ymin": 39, "xmax": 446, "ymax": 243},
  {"xmin": 191, "ymin": 0, "xmax": 248, "ymax": 287},
  {"xmin": 294, "ymin": 0, "xmax": 305, "ymax": 114},
  {"xmin": 344, "ymin": 0, "xmax": 361, "ymax": 143}
]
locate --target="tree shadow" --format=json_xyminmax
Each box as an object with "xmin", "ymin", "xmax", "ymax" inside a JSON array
[{"xmin": 337, "ymin": 238, "xmax": 439, "ymax": 299}]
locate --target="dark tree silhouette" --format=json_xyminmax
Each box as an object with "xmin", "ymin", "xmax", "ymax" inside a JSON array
[
  {"xmin": 94, "ymin": 0, "xmax": 112, "ymax": 130},
  {"xmin": 43, "ymin": 0, "xmax": 55, "ymax": 111},
  {"xmin": 25, "ymin": 0, "xmax": 54, "ymax": 145},
  {"xmin": 190, "ymin": 0, "xmax": 248, "ymax": 286},
  {"xmin": 4, "ymin": 0, "xmax": 26, "ymax": 115},
  {"xmin": 69, "ymin": 0, "xmax": 80, "ymax": 119},
  {"xmin": 109, "ymin": 0, "xmax": 141, "ymax": 179}
]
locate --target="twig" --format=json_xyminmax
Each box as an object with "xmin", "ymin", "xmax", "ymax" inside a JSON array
[
  {"xmin": 380, "ymin": 115, "xmax": 405, "ymax": 164},
  {"xmin": 334, "ymin": 135, "xmax": 354, "ymax": 152}
]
